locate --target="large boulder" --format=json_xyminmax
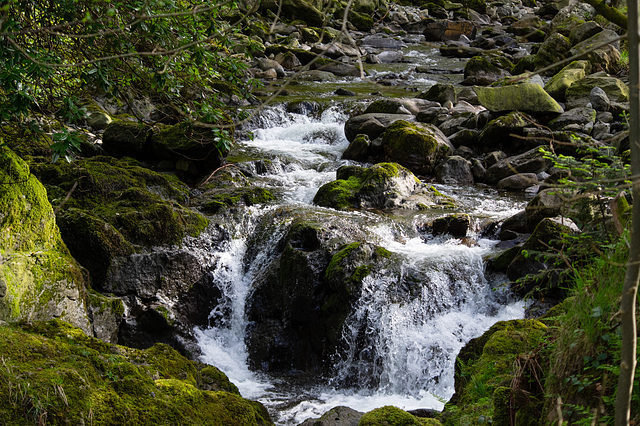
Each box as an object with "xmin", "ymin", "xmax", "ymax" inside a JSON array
[
  {"xmin": 344, "ymin": 113, "xmax": 415, "ymax": 142},
  {"xmin": 462, "ymin": 52, "xmax": 513, "ymax": 86},
  {"xmin": 314, "ymin": 163, "xmax": 454, "ymax": 210},
  {"xmin": 533, "ymin": 33, "xmax": 573, "ymax": 75},
  {"xmin": 381, "ymin": 120, "xmax": 453, "ymax": 175},
  {"xmin": 436, "ymin": 156, "xmax": 475, "ymax": 185},
  {"xmin": 477, "ymin": 112, "xmax": 538, "ymax": 153},
  {"xmin": 0, "ymin": 148, "xmax": 91, "ymax": 333},
  {"xmin": 474, "ymin": 83, "xmax": 564, "ymax": 114},
  {"xmin": 544, "ymin": 60, "xmax": 591, "ymax": 102}
]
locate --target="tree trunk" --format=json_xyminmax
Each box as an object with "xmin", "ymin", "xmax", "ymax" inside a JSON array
[
  {"xmin": 583, "ymin": 0, "xmax": 628, "ymax": 29},
  {"xmin": 616, "ymin": 0, "xmax": 640, "ymax": 423}
]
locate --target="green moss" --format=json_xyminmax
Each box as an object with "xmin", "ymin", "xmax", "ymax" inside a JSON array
[
  {"xmin": 0, "ymin": 320, "xmax": 272, "ymax": 425},
  {"xmin": 445, "ymin": 320, "xmax": 547, "ymax": 425},
  {"xmin": 313, "ymin": 176, "xmax": 361, "ymax": 210},
  {"xmin": 325, "ymin": 242, "xmax": 362, "ymax": 281},
  {"xmin": 201, "ymin": 187, "xmax": 275, "ymax": 214},
  {"xmin": 360, "ymin": 405, "xmax": 430, "ymax": 425}
]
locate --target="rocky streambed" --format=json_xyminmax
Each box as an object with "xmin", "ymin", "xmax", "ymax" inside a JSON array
[{"xmin": 0, "ymin": 0, "xmax": 631, "ymax": 424}]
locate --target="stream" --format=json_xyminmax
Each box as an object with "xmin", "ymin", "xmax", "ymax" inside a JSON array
[{"xmin": 194, "ymin": 37, "xmax": 528, "ymax": 425}]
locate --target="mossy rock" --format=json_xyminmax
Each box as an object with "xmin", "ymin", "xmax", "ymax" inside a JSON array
[
  {"xmin": 533, "ymin": 33, "xmax": 572, "ymax": 76},
  {"xmin": 446, "ymin": 319, "xmax": 547, "ymax": 424},
  {"xmin": 544, "ymin": 60, "xmax": 591, "ymax": 102},
  {"xmin": 200, "ymin": 187, "xmax": 276, "ymax": 214},
  {"xmin": 0, "ymin": 319, "xmax": 272, "ymax": 425},
  {"xmin": 0, "ymin": 147, "xmax": 91, "ymax": 331},
  {"xmin": 31, "ymin": 156, "xmax": 208, "ymax": 286},
  {"xmin": 474, "ymin": 83, "xmax": 564, "ymax": 114},
  {"xmin": 381, "ymin": 120, "xmax": 452, "ymax": 175},
  {"xmin": 360, "ymin": 405, "xmax": 441, "ymax": 425},
  {"xmin": 349, "ymin": 10, "xmax": 375, "ymax": 31}
]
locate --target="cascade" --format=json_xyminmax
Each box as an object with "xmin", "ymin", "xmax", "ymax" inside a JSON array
[{"xmin": 195, "ymin": 44, "xmax": 526, "ymax": 425}]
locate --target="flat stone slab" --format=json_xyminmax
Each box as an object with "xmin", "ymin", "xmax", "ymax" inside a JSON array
[{"xmin": 474, "ymin": 83, "xmax": 564, "ymax": 114}]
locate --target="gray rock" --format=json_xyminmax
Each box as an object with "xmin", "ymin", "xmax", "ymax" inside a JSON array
[
  {"xmin": 566, "ymin": 72, "xmax": 628, "ymax": 109},
  {"xmin": 436, "ymin": 155, "xmax": 474, "ymax": 185},
  {"xmin": 590, "ymin": 87, "xmax": 610, "ymax": 111},
  {"xmin": 486, "ymin": 148, "xmax": 551, "ymax": 184},
  {"xmin": 500, "ymin": 210, "xmax": 528, "ymax": 239},
  {"xmin": 87, "ymin": 112, "xmax": 112, "ymax": 130},
  {"xmin": 569, "ymin": 29, "xmax": 621, "ymax": 73},
  {"xmin": 568, "ymin": 21, "xmax": 603, "ymax": 45},
  {"xmin": 377, "ymin": 50, "xmax": 404, "ymax": 63},
  {"xmin": 548, "ymin": 107, "xmax": 596, "ymax": 133},
  {"xmin": 496, "ymin": 173, "xmax": 539, "ymax": 190},
  {"xmin": 299, "ymin": 406, "xmax": 364, "ymax": 426},
  {"xmin": 344, "ymin": 113, "xmax": 415, "ymax": 142}
]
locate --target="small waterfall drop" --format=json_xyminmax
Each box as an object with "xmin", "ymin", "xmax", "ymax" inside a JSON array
[{"xmin": 195, "ymin": 103, "xmax": 526, "ymax": 424}]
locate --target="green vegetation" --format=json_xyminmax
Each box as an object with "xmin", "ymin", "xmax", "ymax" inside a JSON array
[
  {"xmin": 0, "ymin": 319, "xmax": 272, "ymax": 425},
  {"xmin": 360, "ymin": 405, "xmax": 442, "ymax": 425}
]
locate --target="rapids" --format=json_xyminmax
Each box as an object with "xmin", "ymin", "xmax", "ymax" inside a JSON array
[{"xmin": 195, "ymin": 43, "xmax": 527, "ymax": 425}]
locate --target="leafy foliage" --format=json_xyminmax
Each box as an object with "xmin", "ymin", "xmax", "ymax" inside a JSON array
[{"xmin": 0, "ymin": 0, "xmax": 261, "ymax": 159}]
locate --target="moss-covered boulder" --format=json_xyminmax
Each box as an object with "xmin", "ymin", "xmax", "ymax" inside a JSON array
[
  {"xmin": 0, "ymin": 147, "xmax": 91, "ymax": 333},
  {"xmin": 381, "ymin": 120, "xmax": 453, "ymax": 175},
  {"xmin": 0, "ymin": 320, "xmax": 272, "ymax": 425},
  {"xmin": 344, "ymin": 113, "xmax": 415, "ymax": 143},
  {"xmin": 360, "ymin": 405, "xmax": 442, "ymax": 425},
  {"xmin": 245, "ymin": 214, "xmax": 396, "ymax": 373},
  {"xmin": 474, "ymin": 83, "xmax": 564, "ymax": 114},
  {"xmin": 313, "ymin": 163, "xmax": 453, "ymax": 210},
  {"xmin": 533, "ymin": 33, "xmax": 572, "ymax": 76},
  {"xmin": 260, "ymin": 0, "xmax": 325, "ymax": 26},
  {"xmin": 445, "ymin": 319, "xmax": 547, "ymax": 424},
  {"xmin": 31, "ymin": 156, "xmax": 208, "ymax": 287},
  {"xmin": 544, "ymin": 60, "xmax": 591, "ymax": 101},
  {"xmin": 477, "ymin": 112, "xmax": 538, "ymax": 153}
]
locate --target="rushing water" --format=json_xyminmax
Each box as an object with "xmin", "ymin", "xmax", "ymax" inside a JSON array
[{"xmin": 194, "ymin": 102, "xmax": 526, "ymax": 425}]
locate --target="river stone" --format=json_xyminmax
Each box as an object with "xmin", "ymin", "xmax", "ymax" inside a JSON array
[
  {"xmin": 439, "ymin": 42, "xmax": 484, "ymax": 59},
  {"xmin": 565, "ymin": 72, "xmax": 629, "ymax": 110},
  {"xmin": 496, "ymin": 173, "xmax": 539, "ymax": 191},
  {"xmin": 419, "ymin": 83, "xmax": 457, "ymax": 105},
  {"xmin": 550, "ymin": 2, "xmax": 595, "ymax": 35},
  {"xmin": 477, "ymin": 112, "xmax": 537, "ymax": 153},
  {"xmin": 363, "ymin": 98, "xmax": 440, "ymax": 115},
  {"xmin": 342, "ymin": 134, "xmax": 372, "ymax": 162},
  {"xmin": 294, "ymin": 70, "xmax": 338, "ymax": 82},
  {"xmin": 508, "ymin": 15, "xmax": 548, "ymax": 41},
  {"xmin": 344, "ymin": 113, "xmax": 415, "ymax": 142},
  {"xmin": 548, "ymin": 107, "xmax": 596, "ymax": 133},
  {"xmin": 431, "ymin": 213, "xmax": 471, "ymax": 237},
  {"xmin": 314, "ymin": 163, "xmax": 452, "ymax": 210},
  {"xmin": 423, "ymin": 20, "xmax": 477, "ymax": 41},
  {"xmin": 462, "ymin": 52, "xmax": 513, "ymax": 85},
  {"xmin": 359, "ymin": 34, "xmax": 407, "ymax": 49},
  {"xmin": 525, "ymin": 188, "xmax": 571, "ymax": 230},
  {"xmin": 486, "ymin": 147, "xmax": 551, "ymax": 184},
  {"xmin": 436, "ymin": 155, "xmax": 474, "ymax": 184},
  {"xmin": 533, "ymin": 33, "xmax": 572, "ymax": 75},
  {"xmin": 471, "ymin": 158, "xmax": 486, "ymax": 181},
  {"xmin": 569, "ymin": 29, "xmax": 620, "ymax": 73},
  {"xmin": 313, "ymin": 60, "xmax": 361, "ymax": 77},
  {"xmin": 543, "ymin": 60, "xmax": 591, "ymax": 102},
  {"xmin": 500, "ymin": 210, "xmax": 528, "ymax": 240},
  {"xmin": 312, "ymin": 42, "xmax": 362, "ymax": 59},
  {"xmin": 474, "ymin": 84, "xmax": 564, "ymax": 114},
  {"xmin": 381, "ymin": 120, "xmax": 453, "ymax": 175},
  {"xmin": 299, "ymin": 406, "xmax": 364, "ymax": 426},
  {"xmin": 257, "ymin": 58, "xmax": 286, "ymax": 77},
  {"xmin": 377, "ymin": 50, "xmax": 404, "ymax": 63},
  {"xmin": 449, "ymin": 129, "xmax": 480, "ymax": 148}
]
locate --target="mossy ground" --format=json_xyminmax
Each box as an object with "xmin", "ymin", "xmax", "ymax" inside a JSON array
[
  {"xmin": 0, "ymin": 319, "xmax": 272, "ymax": 426},
  {"xmin": 360, "ymin": 405, "xmax": 442, "ymax": 425}
]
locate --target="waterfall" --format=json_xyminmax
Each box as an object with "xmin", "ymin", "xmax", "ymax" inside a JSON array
[{"xmin": 194, "ymin": 103, "xmax": 526, "ymax": 424}]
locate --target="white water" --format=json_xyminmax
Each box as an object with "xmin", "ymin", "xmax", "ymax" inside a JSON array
[{"xmin": 196, "ymin": 104, "xmax": 526, "ymax": 425}]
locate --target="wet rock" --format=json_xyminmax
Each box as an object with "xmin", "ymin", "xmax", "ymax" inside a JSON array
[
  {"xmin": 358, "ymin": 34, "xmax": 407, "ymax": 50},
  {"xmin": 431, "ymin": 213, "xmax": 471, "ymax": 237},
  {"xmin": 294, "ymin": 70, "xmax": 338, "ymax": 82},
  {"xmin": 313, "ymin": 60, "xmax": 361, "ymax": 77},
  {"xmin": 377, "ymin": 50, "xmax": 404, "ymax": 63},
  {"xmin": 363, "ymin": 98, "xmax": 440, "ymax": 115},
  {"xmin": 342, "ymin": 134, "xmax": 372, "ymax": 161},
  {"xmin": 423, "ymin": 20, "xmax": 477, "ymax": 41},
  {"xmin": 543, "ymin": 60, "xmax": 591, "ymax": 102},
  {"xmin": 335, "ymin": 88, "xmax": 356, "ymax": 96},
  {"xmin": 312, "ymin": 42, "xmax": 363, "ymax": 59},
  {"xmin": 474, "ymin": 83, "xmax": 564, "ymax": 114},
  {"xmin": 439, "ymin": 42, "xmax": 484, "ymax": 58},
  {"xmin": 287, "ymin": 101, "xmax": 320, "ymax": 115},
  {"xmin": 314, "ymin": 163, "xmax": 453, "ymax": 210},
  {"xmin": 496, "ymin": 173, "xmax": 539, "ymax": 191},
  {"xmin": 436, "ymin": 155, "xmax": 474, "ymax": 185},
  {"xmin": 344, "ymin": 113, "xmax": 415, "ymax": 142},
  {"xmin": 299, "ymin": 406, "xmax": 364, "ymax": 426},
  {"xmin": 500, "ymin": 210, "xmax": 528, "ymax": 239},
  {"xmin": 257, "ymin": 58, "xmax": 286, "ymax": 77},
  {"xmin": 381, "ymin": 120, "xmax": 453, "ymax": 175},
  {"xmin": 449, "ymin": 129, "xmax": 480, "ymax": 148},
  {"xmin": 486, "ymin": 147, "xmax": 551, "ymax": 184},
  {"xmin": 471, "ymin": 158, "xmax": 486, "ymax": 181}
]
